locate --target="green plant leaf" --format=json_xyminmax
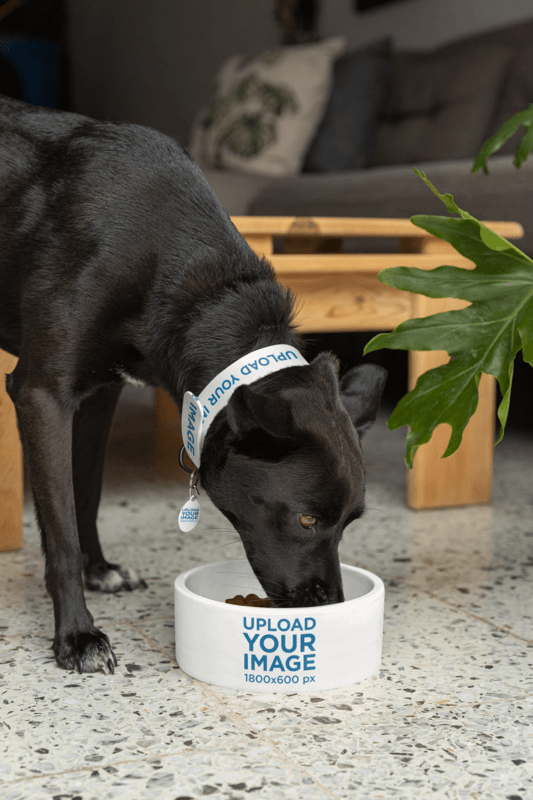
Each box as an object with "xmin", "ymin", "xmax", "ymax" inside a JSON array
[
  {"xmin": 412, "ymin": 170, "xmax": 525, "ymax": 259},
  {"xmin": 519, "ymin": 298, "xmax": 533, "ymax": 367},
  {"xmin": 364, "ymin": 173, "xmax": 533, "ymax": 468},
  {"xmin": 385, "ymin": 355, "xmax": 481, "ymax": 469},
  {"xmin": 472, "ymin": 104, "xmax": 533, "ymax": 174}
]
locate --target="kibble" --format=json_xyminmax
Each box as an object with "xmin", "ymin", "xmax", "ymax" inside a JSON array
[{"xmin": 225, "ymin": 593, "xmax": 272, "ymax": 608}]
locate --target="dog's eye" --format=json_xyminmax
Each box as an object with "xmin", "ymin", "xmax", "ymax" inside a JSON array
[{"xmin": 299, "ymin": 514, "xmax": 317, "ymax": 529}]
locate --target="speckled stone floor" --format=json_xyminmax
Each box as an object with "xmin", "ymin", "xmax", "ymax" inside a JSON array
[{"xmin": 1, "ymin": 385, "xmax": 532, "ymax": 800}]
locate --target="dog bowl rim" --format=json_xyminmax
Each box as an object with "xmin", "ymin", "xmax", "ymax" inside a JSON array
[{"xmin": 174, "ymin": 558, "xmax": 384, "ymax": 615}]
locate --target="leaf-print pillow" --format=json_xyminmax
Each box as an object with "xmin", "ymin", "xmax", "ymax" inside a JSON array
[{"xmin": 189, "ymin": 37, "xmax": 346, "ymax": 177}]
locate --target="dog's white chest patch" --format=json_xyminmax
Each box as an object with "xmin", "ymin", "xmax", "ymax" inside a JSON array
[{"xmin": 117, "ymin": 369, "xmax": 146, "ymax": 388}]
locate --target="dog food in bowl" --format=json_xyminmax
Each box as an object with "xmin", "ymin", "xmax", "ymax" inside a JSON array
[
  {"xmin": 175, "ymin": 559, "xmax": 385, "ymax": 693},
  {"xmin": 226, "ymin": 593, "xmax": 272, "ymax": 608}
]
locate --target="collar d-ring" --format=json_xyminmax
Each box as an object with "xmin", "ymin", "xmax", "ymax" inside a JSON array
[
  {"xmin": 179, "ymin": 445, "xmax": 193, "ymax": 475},
  {"xmin": 189, "ymin": 469, "xmax": 200, "ymax": 502}
]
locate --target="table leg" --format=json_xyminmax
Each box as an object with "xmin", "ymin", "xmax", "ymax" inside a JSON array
[
  {"xmin": 404, "ymin": 238, "xmax": 496, "ymax": 509},
  {"xmin": 407, "ymin": 349, "xmax": 495, "ymax": 509},
  {"xmin": 0, "ymin": 349, "xmax": 23, "ymax": 551}
]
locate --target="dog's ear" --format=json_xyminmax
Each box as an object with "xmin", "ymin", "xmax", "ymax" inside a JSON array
[
  {"xmin": 339, "ymin": 364, "xmax": 387, "ymax": 437},
  {"xmin": 308, "ymin": 351, "xmax": 340, "ymax": 394},
  {"xmin": 226, "ymin": 384, "xmax": 293, "ymax": 439}
]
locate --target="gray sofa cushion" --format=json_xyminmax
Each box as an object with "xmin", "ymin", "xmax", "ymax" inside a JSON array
[
  {"xmin": 302, "ymin": 38, "xmax": 392, "ymax": 172},
  {"xmin": 372, "ymin": 17, "xmax": 533, "ymax": 165},
  {"xmin": 371, "ymin": 45, "xmax": 512, "ymax": 167},
  {"xmin": 200, "ymin": 166, "xmax": 277, "ymax": 215},
  {"xmin": 247, "ymin": 154, "xmax": 533, "ymax": 256}
]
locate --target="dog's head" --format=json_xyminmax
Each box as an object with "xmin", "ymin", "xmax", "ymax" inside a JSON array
[{"xmin": 200, "ymin": 353, "xmax": 387, "ymax": 608}]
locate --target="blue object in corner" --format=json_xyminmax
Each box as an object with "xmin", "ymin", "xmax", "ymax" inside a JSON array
[{"xmin": 0, "ymin": 35, "xmax": 61, "ymax": 108}]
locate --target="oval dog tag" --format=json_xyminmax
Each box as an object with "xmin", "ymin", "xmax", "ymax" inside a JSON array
[{"xmin": 179, "ymin": 497, "xmax": 201, "ymax": 532}]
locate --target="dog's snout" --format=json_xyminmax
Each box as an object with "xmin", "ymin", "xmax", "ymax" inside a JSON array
[
  {"xmin": 247, "ymin": 538, "xmax": 345, "ymax": 609},
  {"xmin": 261, "ymin": 574, "xmax": 344, "ymax": 609},
  {"xmin": 281, "ymin": 580, "xmax": 344, "ymax": 608}
]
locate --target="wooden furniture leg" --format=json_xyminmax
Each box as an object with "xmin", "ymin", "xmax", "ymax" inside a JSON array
[
  {"xmin": 405, "ymin": 238, "xmax": 496, "ymax": 509},
  {"xmin": 0, "ymin": 349, "xmax": 23, "ymax": 551}
]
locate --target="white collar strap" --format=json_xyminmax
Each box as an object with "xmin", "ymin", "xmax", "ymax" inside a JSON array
[{"xmin": 181, "ymin": 344, "xmax": 308, "ymax": 467}]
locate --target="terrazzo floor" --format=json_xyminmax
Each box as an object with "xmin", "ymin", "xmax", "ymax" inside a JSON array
[{"xmin": 1, "ymin": 384, "xmax": 532, "ymax": 800}]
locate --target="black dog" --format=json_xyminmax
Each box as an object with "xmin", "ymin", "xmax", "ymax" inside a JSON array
[{"xmin": 0, "ymin": 95, "xmax": 386, "ymax": 674}]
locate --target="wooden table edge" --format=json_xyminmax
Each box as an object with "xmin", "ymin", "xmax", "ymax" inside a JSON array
[{"xmin": 231, "ymin": 216, "xmax": 524, "ymax": 240}]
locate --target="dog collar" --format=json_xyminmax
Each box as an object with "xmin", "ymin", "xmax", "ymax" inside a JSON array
[
  {"xmin": 177, "ymin": 344, "xmax": 307, "ymax": 532},
  {"xmin": 181, "ymin": 344, "xmax": 308, "ymax": 469}
]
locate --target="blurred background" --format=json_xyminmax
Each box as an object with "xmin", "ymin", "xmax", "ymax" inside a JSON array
[{"xmin": 2, "ymin": 0, "xmax": 533, "ymax": 429}]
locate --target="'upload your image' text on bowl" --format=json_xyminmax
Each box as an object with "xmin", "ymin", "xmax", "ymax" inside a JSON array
[{"xmin": 242, "ymin": 614, "xmax": 317, "ymax": 686}]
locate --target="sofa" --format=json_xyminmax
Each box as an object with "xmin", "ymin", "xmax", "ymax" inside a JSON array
[{"xmin": 193, "ymin": 17, "xmax": 533, "ymax": 257}]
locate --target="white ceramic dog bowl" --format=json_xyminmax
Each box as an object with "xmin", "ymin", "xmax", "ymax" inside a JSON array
[{"xmin": 174, "ymin": 559, "xmax": 384, "ymax": 693}]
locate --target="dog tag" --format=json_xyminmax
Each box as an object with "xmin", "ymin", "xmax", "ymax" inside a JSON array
[
  {"xmin": 179, "ymin": 469, "xmax": 201, "ymax": 532},
  {"xmin": 178, "ymin": 496, "xmax": 201, "ymax": 532}
]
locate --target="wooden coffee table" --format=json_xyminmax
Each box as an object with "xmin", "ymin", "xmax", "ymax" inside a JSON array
[{"xmin": 0, "ymin": 216, "xmax": 524, "ymax": 551}]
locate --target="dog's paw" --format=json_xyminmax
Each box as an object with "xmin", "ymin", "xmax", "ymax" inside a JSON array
[
  {"xmin": 83, "ymin": 563, "xmax": 148, "ymax": 593},
  {"xmin": 54, "ymin": 628, "xmax": 118, "ymax": 674}
]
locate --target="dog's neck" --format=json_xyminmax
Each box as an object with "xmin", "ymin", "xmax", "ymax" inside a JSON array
[{"xmin": 173, "ymin": 278, "xmax": 301, "ymax": 400}]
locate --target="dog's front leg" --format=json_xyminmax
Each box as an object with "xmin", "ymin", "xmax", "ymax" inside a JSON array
[{"xmin": 6, "ymin": 372, "xmax": 117, "ymax": 674}]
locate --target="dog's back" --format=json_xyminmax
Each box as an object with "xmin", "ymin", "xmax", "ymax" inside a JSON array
[
  {"xmin": 0, "ymin": 95, "xmax": 278, "ymax": 384},
  {"xmin": 0, "ymin": 94, "xmax": 240, "ymax": 249}
]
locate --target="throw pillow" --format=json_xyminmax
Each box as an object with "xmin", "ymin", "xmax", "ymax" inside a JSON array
[
  {"xmin": 188, "ymin": 36, "xmax": 347, "ymax": 177},
  {"xmin": 371, "ymin": 44, "xmax": 513, "ymax": 167},
  {"xmin": 302, "ymin": 38, "xmax": 392, "ymax": 172},
  {"xmin": 488, "ymin": 37, "xmax": 533, "ymax": 156}
]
